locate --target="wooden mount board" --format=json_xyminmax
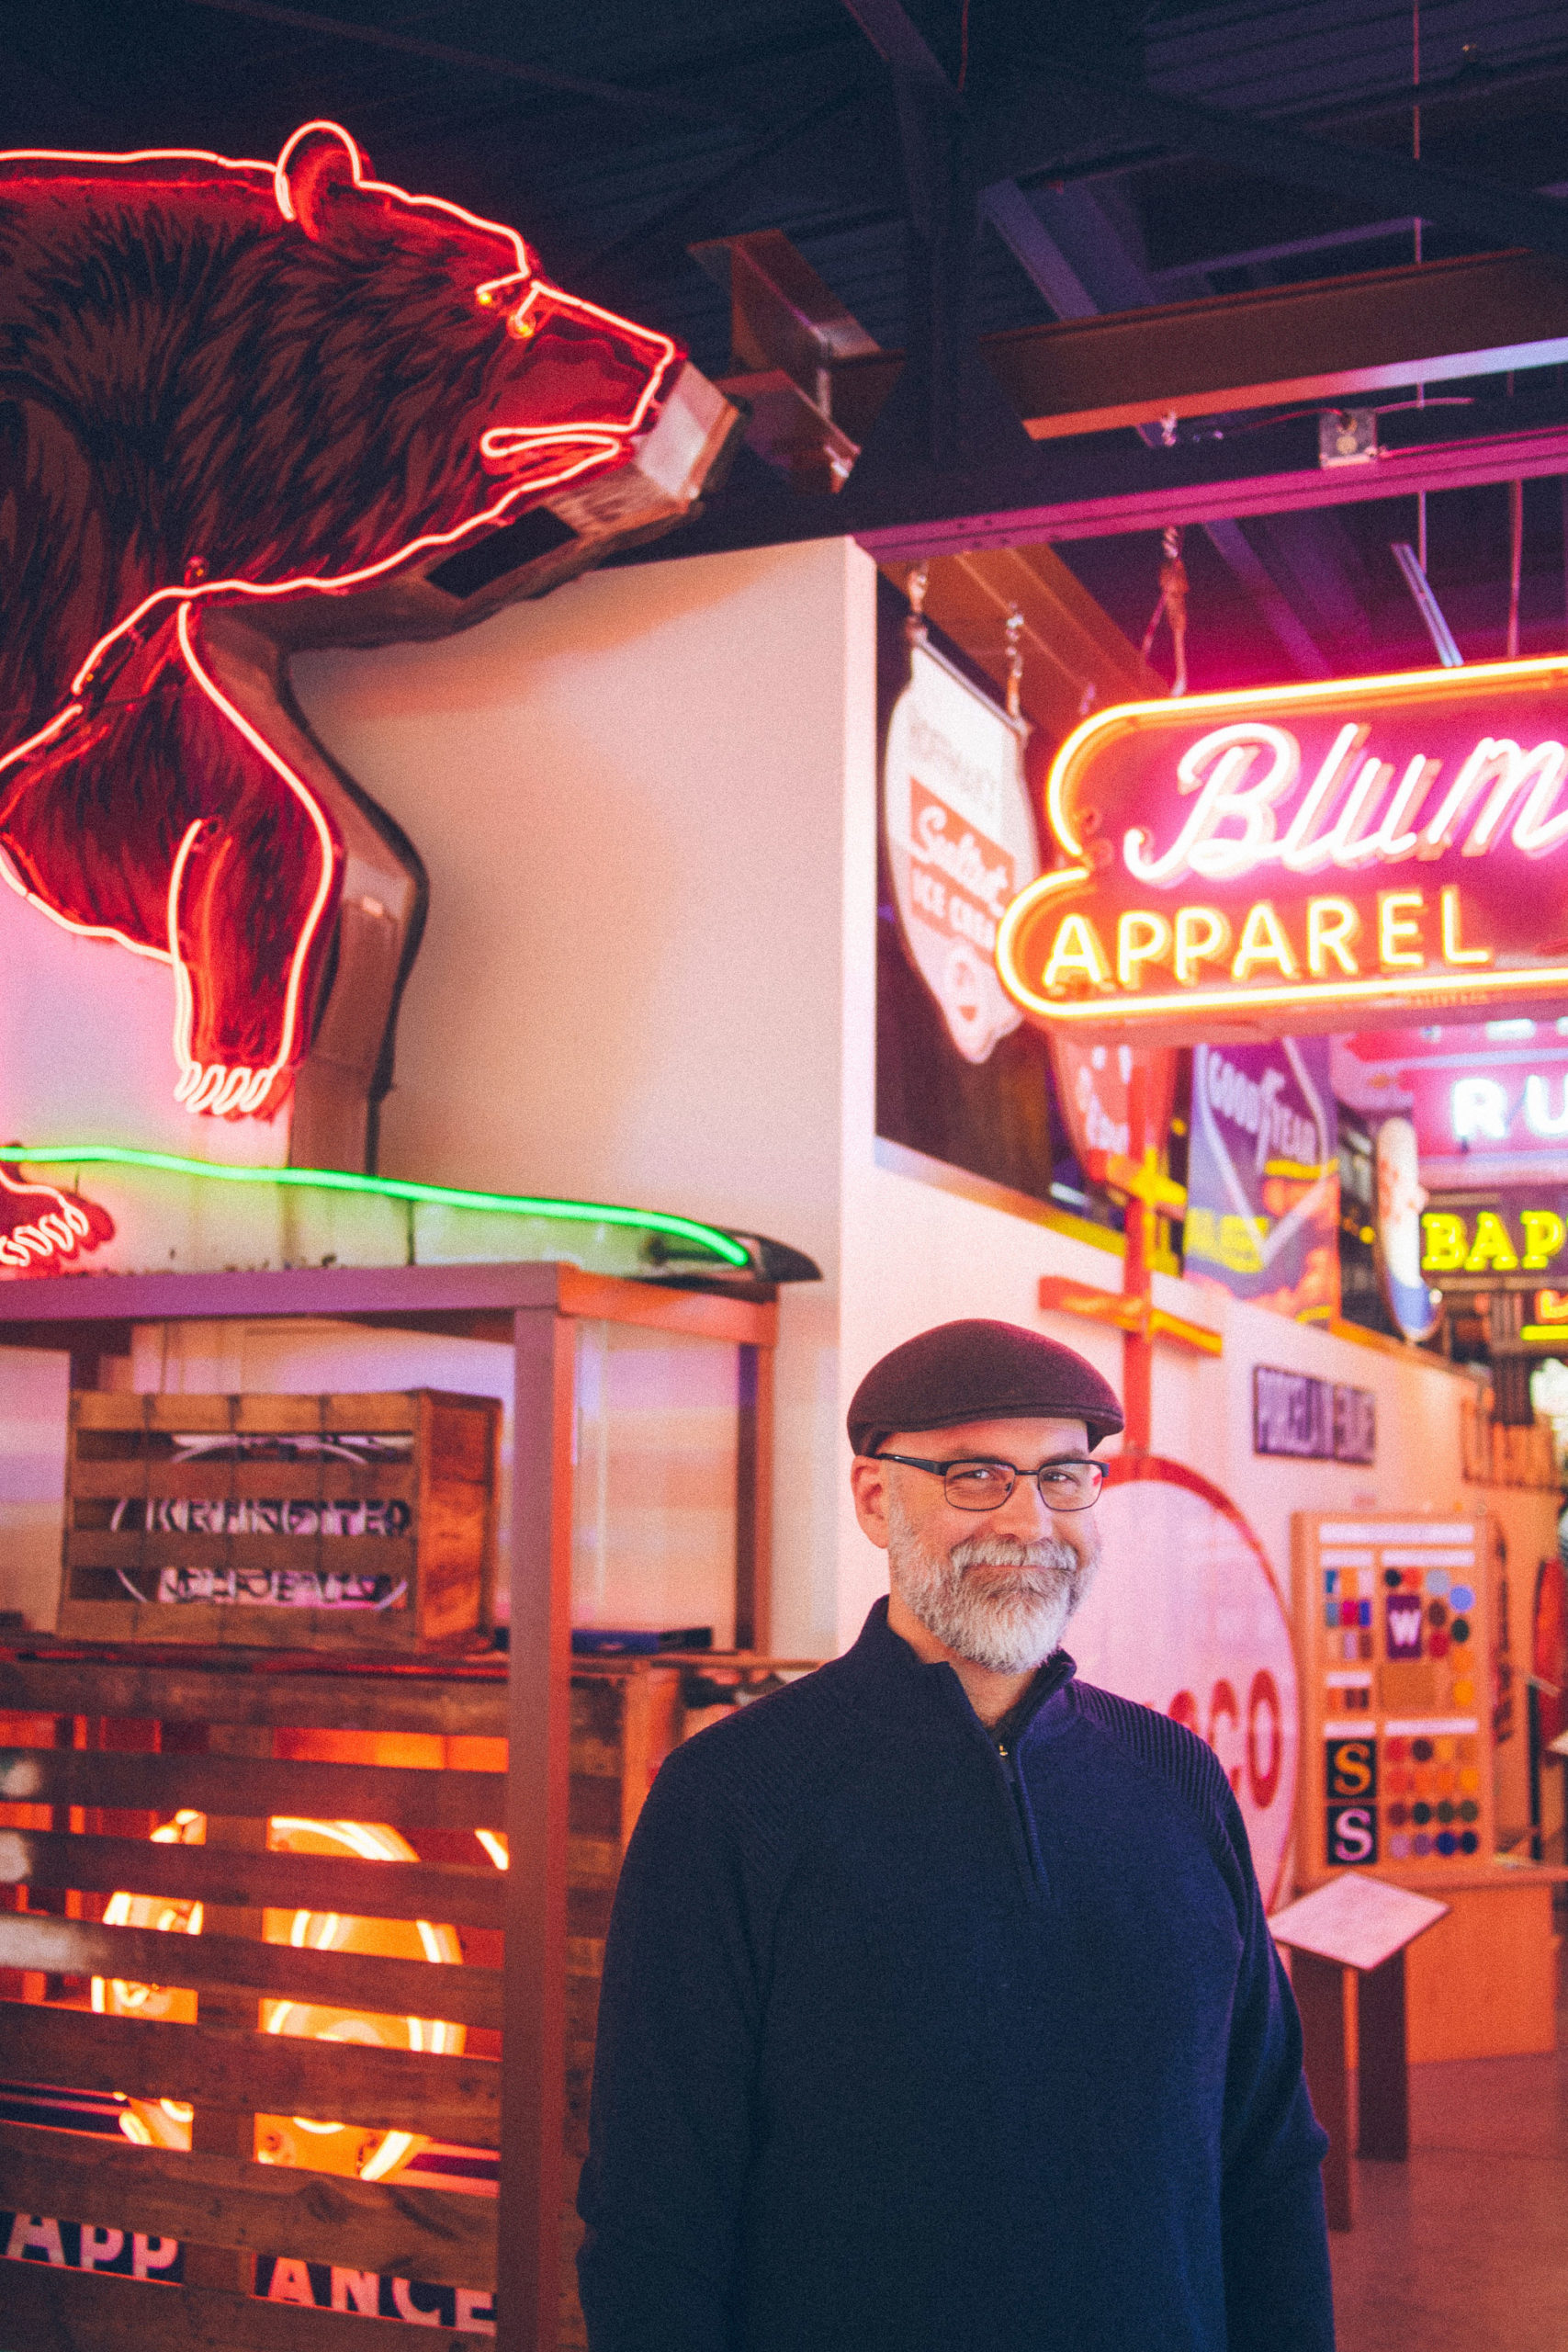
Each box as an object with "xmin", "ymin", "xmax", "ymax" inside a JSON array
[
  {"xmin": 1, "ymin": 2255, "xmax": 492, "ymax": 2350},
  {"xmin": 0, "ymin": 1650, "xmax": 510, "ymax": 1736},
  {"xmin": 0, "ymin": 1742, "xmax": 506, "ymax": 1829},
  {"xmin": 0, "ymin": 2119, "xmax": 498, "ymax": 2289},
  {"xmin": 0, "ymin": 1910, "xmax": 503, "ymax": 2032},
  {"xmin": 4, "ymin": 1826, "xmax": 506, "ymax": 1928},
  {"xmin": 1292, "ymin": 1512, "xmax": 1495, "ymax": 1882},
  {"xmin": 0, "ymin": 2005, "xmax": 500, "ymax": 2142}
]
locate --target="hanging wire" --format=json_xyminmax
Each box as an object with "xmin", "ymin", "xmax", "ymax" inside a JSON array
[
  {"xmin": 905, "ymin": 563, "xmax": 929, "ymax": 646},
  {"xmin": 1004, "ymin": 605, "xmax": 1024, "ymax": 719},
  {"xmin": 1141, "ymin": 526, "xmax": 1189, "ymax": 699},
  {"xmin": 1507, "ymin": 477, "xmax": 1523, "ymax": 659}
]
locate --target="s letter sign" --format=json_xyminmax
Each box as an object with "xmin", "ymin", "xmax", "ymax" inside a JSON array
[{"xmin": 997, "ymin": 657, "xmax": 1568, "ymax": 1044}]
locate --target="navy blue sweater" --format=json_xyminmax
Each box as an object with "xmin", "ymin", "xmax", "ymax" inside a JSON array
[{"xmin": 578, "ymin": 1600, "xmax": 1333, "ymax": 2352}]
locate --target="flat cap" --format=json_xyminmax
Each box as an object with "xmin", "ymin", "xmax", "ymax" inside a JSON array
[{"xmin": 847, "ymin": 1317, "xmax": 1123, "ymax": 1455}]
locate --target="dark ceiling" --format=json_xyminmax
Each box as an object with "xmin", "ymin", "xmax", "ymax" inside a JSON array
[{"xmin": 7, "ymin": 0, "xmax": 1568, "ymax": 695}]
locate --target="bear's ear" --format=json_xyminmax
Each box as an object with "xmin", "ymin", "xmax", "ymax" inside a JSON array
[{"xmin": 275, "ymin": 120, "xmax": 369, "ymax": 242}]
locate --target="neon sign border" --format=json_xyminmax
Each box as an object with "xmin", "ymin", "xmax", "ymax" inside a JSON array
[
  {"xmin": 9, "ymin": 1144, "xmax": 750, "ymax": 1268},
  {"xmin": 997, "ymin": 651, "xmax": 1568, "ymax": 1030},
  {"xmin": 0, "ymin": 124, "xmax": 682, "ymax": 1114}
]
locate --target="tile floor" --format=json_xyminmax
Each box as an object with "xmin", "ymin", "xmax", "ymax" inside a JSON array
[{"xmin": 1328, "ymin": 1979, "xmax": 1568, "ymax": 2350}]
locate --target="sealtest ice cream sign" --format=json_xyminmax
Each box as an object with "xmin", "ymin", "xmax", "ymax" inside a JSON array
[
  {"xmin": 996, "ymin": 656, "xmax": 1568, "ymax": 1045},
  {"xmin": 885, "ymin": 636, "xmax": 1040, "ymax": 1063}
]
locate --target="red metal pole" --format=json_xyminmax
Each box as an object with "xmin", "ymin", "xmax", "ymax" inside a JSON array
[{"xmin": 1121, "ymin": 1063, "xmax": 1153, "ymax": 1454}]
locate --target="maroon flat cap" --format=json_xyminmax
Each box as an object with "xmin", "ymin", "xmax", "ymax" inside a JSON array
[{"xmin": 847, "ymin": 1318, "xmax": 1123, "ymax": 1454}]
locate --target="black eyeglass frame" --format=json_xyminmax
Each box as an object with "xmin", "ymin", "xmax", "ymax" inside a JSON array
[{"xmin": 871, "ymin": 1451, "xmax": 1107, "ymax": 1512}]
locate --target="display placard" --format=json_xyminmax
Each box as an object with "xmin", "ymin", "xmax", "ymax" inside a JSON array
[
  {"xmin": 1292, "ymin": 1512, "xmax": 1495, "ymax": 1879},
  {"xmin": 883, "ymin": 634, "xmax": 1039, "ymax": 1064},
  {"xmin": 1253, "ymin": 1368, "xmax": 1375, "ymax": 1464}
]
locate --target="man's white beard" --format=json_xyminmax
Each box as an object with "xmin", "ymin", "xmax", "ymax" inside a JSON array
[{"xmin": 886, "ymin": 1491, "xmax": 1100, "ymax": 1675}]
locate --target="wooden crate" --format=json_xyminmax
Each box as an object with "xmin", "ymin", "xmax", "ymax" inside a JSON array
[{"xmin": 57, "ymin": 1390, "xmax": 500, "ymax": 1652}]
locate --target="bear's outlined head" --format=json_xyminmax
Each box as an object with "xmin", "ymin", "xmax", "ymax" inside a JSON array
[{"xmin": 266, "ymin": 119, "xmax": 679, "ymax": 512}]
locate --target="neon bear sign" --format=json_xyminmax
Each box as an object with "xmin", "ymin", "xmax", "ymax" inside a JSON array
[
  {"xmin": 996, "ymin": 657, "xmax": 1568, "ymax": 1044},
  {"xmin": 0, "ymin": 124, "xmax": 727, "ymax": 1164}
]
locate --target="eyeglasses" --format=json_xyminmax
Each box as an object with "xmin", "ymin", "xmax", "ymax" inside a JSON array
[{"xmin": 873, "ymin": 1453, "xmax": 1106, "ymax": 1513}]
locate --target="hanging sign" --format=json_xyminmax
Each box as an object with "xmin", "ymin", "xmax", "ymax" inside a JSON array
[
  {"xmin": 884, "ymin": 636, "xmax": 1040, "ymax": 1063},
  {"xmin": 1420, "ymin": 1188, "xmax": 1568, "ymax": 1319},
  {"xmin": 1373, "ymin": 1114, "xmax": 1441, "ymax": 1340},
  {"xmin": 1068, "ymin": 1456, "xmax": 1298, "ymax": 1905},
  {"xmin": 1253, "ymin": 1367, "xmax": 1376, "ymax": 1463},
  {"xmin": 1405, "ymin": 1051, "xmax": 1568, "ymax": 1166},
  {"xmin": 997, "ymin": 656, "xmax": 1568, "ymax": 1043},
  {"xmin": 1048, "ymin": 1037, "xmax": 1178, "ymax": 1171},
  {"xmin": 1183, "ymin": 1037, "xmax": 1339, "ymax": 1321}
]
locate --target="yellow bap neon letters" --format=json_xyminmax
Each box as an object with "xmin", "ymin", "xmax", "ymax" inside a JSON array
[
  {"xmin": 1420, "ymin": 1213, "xmax": 1468, "ymax": 1272},
  {"xmin": 1520, "ymin": 1208, "xmax": 1567, "ymax": 1269},
  {"xmin": 1464, "ymin": 1210, "xmax": 1518, "ymax": 1273}
]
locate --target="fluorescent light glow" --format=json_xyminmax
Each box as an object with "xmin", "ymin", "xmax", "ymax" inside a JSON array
[{"xmin": 14, "ymin": 1143, "xmax": 750, "ymax": 1266}]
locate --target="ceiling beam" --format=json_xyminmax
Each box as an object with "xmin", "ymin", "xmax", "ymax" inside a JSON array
[
  {"xmin": 975, "ymin": 62, "xmax": 1568, "ymax": 266},
  {"xmin": 977, "ymin": 177, "xmax": 1337, "ymax": 676},
  {"xmin": 829, "ymin": 246, "xmax": 1568, "ymax": 447},
  {"xmin": 852, "ymin": 413, "xmax": 1568, "ymax": 559}
]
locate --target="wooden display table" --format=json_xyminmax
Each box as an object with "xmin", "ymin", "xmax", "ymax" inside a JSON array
[{"xmin": 1299, "ymin": 1861, "xmax": 1564, "ymax": 2064}]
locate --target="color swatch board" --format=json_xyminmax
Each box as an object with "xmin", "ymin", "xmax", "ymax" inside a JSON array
[{"xmin": 1292, "ymin": 1513, "xmax": 1493, "ymax": 1877}]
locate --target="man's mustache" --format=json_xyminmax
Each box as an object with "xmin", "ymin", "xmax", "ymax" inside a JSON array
[{"xmin": 949, "ymin": 1535, "xmax": 1084, "ymax": 1578}]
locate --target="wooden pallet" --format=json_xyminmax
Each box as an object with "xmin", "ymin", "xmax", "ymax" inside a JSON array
[{"xmin": 0, "ymin": 1643, "xmax": 804, "ymax": 2347}]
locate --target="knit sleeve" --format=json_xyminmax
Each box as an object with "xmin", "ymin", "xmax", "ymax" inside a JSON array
[
  {"xmin": 575, "ymin": 1736, "xmax": 761, "ymax": 2352},
  {"xmin": 1215, "ymin": 1781, "xmax": 1336, "ymax": 2352}
]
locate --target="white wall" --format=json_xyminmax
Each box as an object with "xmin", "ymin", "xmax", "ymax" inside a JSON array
[{"xmin": 294, "ymin": 543, "xmax": 856, "ymax": 1656}]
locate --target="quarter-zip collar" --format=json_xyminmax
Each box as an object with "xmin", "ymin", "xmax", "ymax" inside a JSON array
[
  {"xmin": 846, "ymin": 1600, "xmax": 1077, "ymax": 1901},
  {"xmin": 847, "ymin": 1595, "xmax": 1077, "ymax": 1740}
]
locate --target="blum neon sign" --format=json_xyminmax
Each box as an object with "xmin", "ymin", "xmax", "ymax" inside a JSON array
[{"xmin": 996, "ymin": 657, "xmax": 1568, "ymax": 1041}]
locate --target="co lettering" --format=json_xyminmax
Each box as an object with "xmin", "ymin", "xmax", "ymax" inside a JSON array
[{"xmin": 1168, "ymin": 1668, "xmax": 1281, "ymax": 1807}]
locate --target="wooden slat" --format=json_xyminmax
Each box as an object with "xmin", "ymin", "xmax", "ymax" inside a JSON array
[
  {"xmin": 53, "ymin": 1603, "xmax": 426, "ymax": 1654},
  {"xmin": 0, "ymin": 2119, "xmax": 497, "ymax": 2288},
  {"xmin": 0, "ymin": 1657, "xmax": 508, "ymax": 1736},
  {"xmin": 0, "ymin": 1912, "xmax": 502, "ymax": 2032},
  {"xmin": 0, "ymin": 1747, "xmax": 506, "ymax": 1830},
  {"xmin": 1, "ymin": 1829, "xmax": 506, "ymax": 1928},
  {"xmin": 0, "ymin": 2005, "xmax": 500, "ymax": 2141},
  {"xmin": 0, "ymin": 2254, "xmax": 491, "ymax": 2348},
  {"xmin": 70, "ymin": 1461, "xmax": 417, "ymax": 1503},
  {"xmin": 65, "ymin": 1533, "xmax": 418, "ymax": 1576}
]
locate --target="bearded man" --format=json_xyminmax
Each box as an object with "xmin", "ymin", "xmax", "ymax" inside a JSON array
[{"xmin": 577, "ymin": 1319, "xmax": 1333, "ymax": 2352}]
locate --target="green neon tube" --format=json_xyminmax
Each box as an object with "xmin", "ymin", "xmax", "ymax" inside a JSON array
[{"xmin": 14, "ymin": 1144, "xmax": 750, "ymax": 1268}]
